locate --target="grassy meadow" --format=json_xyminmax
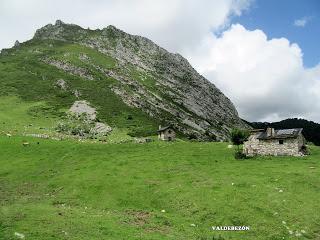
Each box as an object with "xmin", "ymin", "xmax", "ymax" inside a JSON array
[
  {"xmin": 1, "ymin": 135, "xmax": 319, "ymax": 240},
  {"xmin": 1, "ymin": 35, "xmax": 319, "ymax": 240}
]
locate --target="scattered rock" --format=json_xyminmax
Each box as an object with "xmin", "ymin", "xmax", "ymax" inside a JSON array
[
  {"xmin": 14, "ymin": 40, "xmax": 20, "ymax": 48},
  {"xmin": 55, "ymin": 19, "xmax": 64, "ymax": 26},
  {"xmin": 55, "ymin": 79, "xmax": 68, "ymax": 90},
  {"xmin": 43, "ymin": 58, "xmax": 94, "ymax": 80},
  {"xmin": 69, "ymin": 100, "xmax": 96, "ymax": 120},
  {"xmin": 25, "ymin": 134, "xmax": 49, "ymax": 139},
  {"xmin": 14, "ymin": 232, "xmax": 25, "ymax": 239},
  {"xmin": 90, "ymin": 122, "xmax": 112, "ymax": 135},
  {"xmin": 134, "ymin": 138, "xmax": 151, "ymax": 143},
  {"xmin": 79, "ymin": 53, "xmax": 90, "ymax": 61},
  {"xmin": 73, "ymin": 89, "xmax": 81, "ymax": 98}
]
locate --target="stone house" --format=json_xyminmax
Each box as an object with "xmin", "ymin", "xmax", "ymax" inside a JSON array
[
  {"xmin": 157, "ymin": 126, "xmax": 176, "ymax": 141},
  {"xmin": 243, "ymin": 128, "xmax": 307, "ymax": 157}
]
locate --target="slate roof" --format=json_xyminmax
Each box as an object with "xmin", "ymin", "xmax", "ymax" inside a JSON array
[
  {"xmin": 256, "ymin": 128, "xmax": 303, "ymax": 140},
  {"xmin": 157, "ymin": 126, "xmax": 172, "ymax": 132}
]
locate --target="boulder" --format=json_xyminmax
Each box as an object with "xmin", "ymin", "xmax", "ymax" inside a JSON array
[
  {"xmin": 55, "ymin": 79, "xmax": 68, "ymax": 90},
  {"xmin": 69, "ymin": 100, "xmax": 96, "ymax": 120},
  {"xmin": 90, "ymin": 122, "xmax": 112, "ymax": 135}
]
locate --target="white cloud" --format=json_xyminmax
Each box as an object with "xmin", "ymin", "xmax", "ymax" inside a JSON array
[
  {"xmin": 294, "ymin": 16, "xmax": 311, "ymax": 27},
  {"xmin": 187, "ymin": 24, "xmax": 320, "ymax": 122},
  {"xmin": 1, "ymin": 0, "xmax": 320, "ymax": 123},
  {"xmin": 0, "ymin": 0, "xmax": 251, "ymax": 53}
]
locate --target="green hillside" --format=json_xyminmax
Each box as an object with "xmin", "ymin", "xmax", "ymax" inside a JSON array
[
  {"xmin": 0, "ymin": 39, "xmax": 160, "ymax": 139},
  {"xmin": 1, "ymin": 21, "xmax": 319, "ymax": 240},
  {"xmin": 0, "ymin": 20, "xmax": 248, "ymax": 141},
  {"xmin": 1, "ymin": 136, "xmax": 320, "ymax": 240}
]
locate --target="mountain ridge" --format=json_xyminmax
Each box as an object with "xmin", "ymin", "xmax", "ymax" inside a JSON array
[{"xmin": 0, "ymin": 20, "xmax": 248, "ymax": 140}]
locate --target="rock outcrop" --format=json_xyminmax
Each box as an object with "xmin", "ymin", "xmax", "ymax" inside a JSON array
[
  {"xmin": 33, "ymin": 20, "xmax": 248, "ymax": 140},
  {"xmin": 69, "ymin": 100, "xmax": 96, "ymax": 120}
]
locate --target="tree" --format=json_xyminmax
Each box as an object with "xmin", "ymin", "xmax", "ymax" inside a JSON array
[{"xmin": 231, "ymin": 128, "xmax": 250, "ymax": 158}]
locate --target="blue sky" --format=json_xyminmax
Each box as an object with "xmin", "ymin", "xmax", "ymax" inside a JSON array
[{"xmin": 234, "ymin": 0, "xmax": 320, "ymax": 68}]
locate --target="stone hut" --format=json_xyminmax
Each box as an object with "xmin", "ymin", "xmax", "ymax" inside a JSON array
[
  {"xmin": 243, "ymin": 128, "xmax": 307, "ymax": 157},
  {"xmin": 157, "ymin": 126, "xmax": 176, "ymax": 141}
]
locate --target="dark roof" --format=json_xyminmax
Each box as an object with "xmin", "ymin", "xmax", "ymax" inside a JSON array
[
  {"xmin": 256, "ymin": 128, "xmax": 303, "ymax": 140},
  {"xmin": 250, "ymin": 129, "xmax": 264, "ymax": 133},
  {"xmin": 157, "ymin": 126, "xmax": 173, "ymax": 132}
]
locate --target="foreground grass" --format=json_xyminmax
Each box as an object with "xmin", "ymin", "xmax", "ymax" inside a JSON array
[
  {"xmin": 0, "ymin": 96, "xmax": 58, "ymax": 136},
  {"xmin": 0, "ymin": 136, "xmax": 319, "ymax": 240}
]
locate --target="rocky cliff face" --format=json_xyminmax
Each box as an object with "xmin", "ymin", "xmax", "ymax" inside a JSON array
[{"xmin": 32, "ymin": 20, "xmax": 247, "ymax": 140}]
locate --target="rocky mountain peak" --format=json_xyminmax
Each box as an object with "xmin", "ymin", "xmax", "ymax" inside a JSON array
[
  {"xmin": 55, "ymin": 19, "xmax": 65, "ymax": 26},
  {"xmin": 33, "ymin": 20, "xmax": 84, "ymax": 41},
  {"xmin": 14, "ymin": 40, "xmax": 20, "ymax": 47},
  {"xmin": 28, "ymin": 21, "xmax": 248, "ymax": 140}
]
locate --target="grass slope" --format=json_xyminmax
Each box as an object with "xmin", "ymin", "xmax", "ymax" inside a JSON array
[
  {"xmin": 0, "ymin": 39, "xmax": 160, "ymax": 138},
  {"xmin": 1, "ymin": 136, "xmax": 319, "ymax": 239},
  {"xmin": 0, "ymin": 96, "xmax": 57, "ymax": 135}
]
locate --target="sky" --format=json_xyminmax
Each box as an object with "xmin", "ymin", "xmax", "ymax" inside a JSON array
[{"xmin": 0, "ymin": 0, "xmax": 320, "ymax": 123}]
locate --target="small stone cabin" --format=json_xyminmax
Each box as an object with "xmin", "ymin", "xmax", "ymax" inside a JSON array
[
  {"xmin": 243, "ymin": 128, "xmax": 307, "ymax": 157},
  {"xmin": 157, "ymin": 126, "xmax": 176, "ymax": 141}
]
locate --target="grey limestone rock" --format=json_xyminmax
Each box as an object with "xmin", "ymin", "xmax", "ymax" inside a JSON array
[{"xmin": 35, "ymin": 21, "xmax": 249, "ymax": 140}]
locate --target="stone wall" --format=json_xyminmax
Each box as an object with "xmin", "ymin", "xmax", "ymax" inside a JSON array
[{"xmin": 244, "ymin": 134, "xmax": 304, "ymax": 157}]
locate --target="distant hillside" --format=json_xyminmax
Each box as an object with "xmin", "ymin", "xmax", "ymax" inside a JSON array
[
  {"xmin": 248, "ymin": 118, "xmax": 320, "ymax": 146},
  {"xmin": 0, "ymin": 20, "xmax": 248, "ymax": 140}
]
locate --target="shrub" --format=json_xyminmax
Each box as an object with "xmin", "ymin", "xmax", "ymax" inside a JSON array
[
  {"xmin": 188, "ymin": 133, "xmax": 198, "ymax": 140},
  {"xmin": 231, "ymin": 128, "xmax": 250, "ymax": 146},
  {"xmin": 205, "ymin": 130, "xmax": 217, "ymax": 142},
  {"xmin": 231, "ymin": 128, "xmax": 250, "ymax": 159},
  {"xmin": 55, "ymin": 113, "xmax": 96, "ymax": 138},
  {"xmin": 234, "ymin": 151, "xmax": 248, "ymax": 159}
]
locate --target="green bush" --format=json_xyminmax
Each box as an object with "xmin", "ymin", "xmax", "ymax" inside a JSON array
[
  {"xmin": 231, "ymin": 128, "xmax": 250, "ymax": 146},
  {"xmin": 55, "ymin": 113, "xmax": 95, "ymax": 138},
  {"xmin": 234, "ymin": 151, "xmax": 248, "ymax": 159},
  {"xmin": 231, "ymin": 128, "xmax": 250, "ymax": 159}
]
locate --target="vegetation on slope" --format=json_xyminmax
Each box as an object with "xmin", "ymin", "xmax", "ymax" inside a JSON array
[
  {"xmin": 0, "ymin": 39, "xmax": 160, "ymax": 138},
  {"xmin": 1, "ymin": 20, "xmax": 248, "ymax": 141}
]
